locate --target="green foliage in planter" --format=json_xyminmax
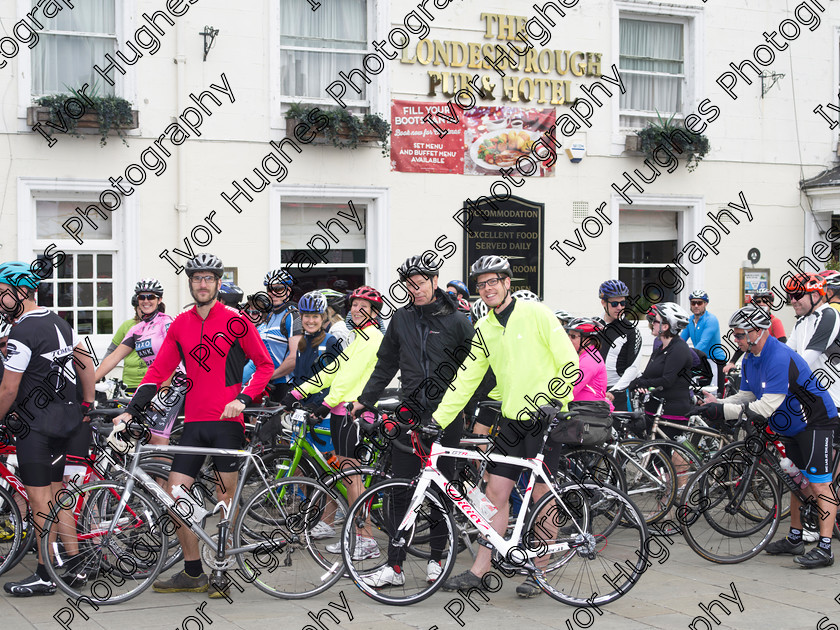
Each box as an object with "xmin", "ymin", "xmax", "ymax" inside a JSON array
[
  {"xmin": 637, "ymin": 111, "xmax": 710, "ymax": 172},
  {"xmin": 825, "ymin": 256, "xmax": 840, "ymax": 272},
  {"xmin": 34, "ymin": 82, "xmax": 134, "ymax": 146},
  {"xmin": 285, "ymin": 104, "xmax": 391, "ymax": 156}
]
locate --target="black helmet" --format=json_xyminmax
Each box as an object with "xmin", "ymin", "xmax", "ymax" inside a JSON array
[
  {"xmin": 470, "ymin": 255, "xmax": 511, "ymax": 278},
  {"xmin": 218, "ymin": 282, "xmax": 244, "ymax": 307},
  {"xmin": 134, "ymin": 278, "xmax": 163, "ymax": 296},
  {"xmin": 184, "ymin": 253, "xmax": 223, "ymax": 277},
  {"xmin": 398, "ymin": 255, "xmax": 440, "ymax": 282}
]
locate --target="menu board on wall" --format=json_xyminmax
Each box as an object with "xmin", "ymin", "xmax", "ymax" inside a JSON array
[{"xmin": 391, "ymin": 100, "xmax": 556, "ymax": 176}]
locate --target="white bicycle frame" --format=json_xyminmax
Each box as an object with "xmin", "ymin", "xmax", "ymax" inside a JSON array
[{"xmin": 396, "ymin": 439, "xmax": 590, "ymax": 565}]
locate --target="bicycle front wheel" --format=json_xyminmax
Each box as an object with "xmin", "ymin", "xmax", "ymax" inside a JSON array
[
  {"xmin": 234, "ymin": 476, "xmax": 347, "ymax": 599},
  {"xmin": 41, "ymin": 481, "xmax": 168, "ymax": 604},
  {"xmin": 342, "ymin": 478, "xmax": 457, "ymax": 606},
  {"xmin": 0, "ymin": 484, "xmax": 22, "ymax": 577},
  {"xmin": 677, "ymin": 456, "xmax": 781, "ymax": 564},
  {"xmin": 620, "ymin": 442, "xmax": 677, "ymax": 524},
  {"xmin": 526, "ymin": 480, "xmax": 649, "ymax": 606}
]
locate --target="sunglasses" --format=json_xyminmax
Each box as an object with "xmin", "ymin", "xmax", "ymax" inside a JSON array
[
  {"xmin": 136, "ymin": 294, "xmax": 158, "ymax": 301},
  {"xmin": 607, "ymin": 300, "xmax": 626, "ymax": 307},
  {"xmin": 752, "ymin": 298, "xmax": 769, "ymax": 304},
  {"xmin": 732, "ymin": 332, "xmax": 750, "ymax": 340},
  {"xmin": 244, "ymin": 309, "xmax": 262, "ymax": 316},
  {"xmin": 690, "ymin": 300, "xmax": 706, "ymax": 306},
  {"xmin": 787, "ymin": 292, "xmax": 806, "ymax": 302}
]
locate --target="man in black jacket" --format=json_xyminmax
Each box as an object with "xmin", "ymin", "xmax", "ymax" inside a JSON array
[{"xmin": 354, "ymin": 254, "xmax": 474, "ymax": 588}]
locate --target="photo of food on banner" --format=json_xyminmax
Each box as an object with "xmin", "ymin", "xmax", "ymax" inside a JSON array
[{"xmin": 463, "ymin": 106, "xmax": 557, "ymax": 176}]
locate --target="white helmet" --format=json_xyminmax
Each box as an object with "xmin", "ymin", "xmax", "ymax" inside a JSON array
[
  {"xmin": 471, "ymin": 299, "xmax": 488, "ymax": 321},
  {"xmin": 647, "ymin": 302, "xmax": 690, "ymax": 332},
  {"xmin": 512, "ymin": 289, "xmax": 540, "ymax": 302}
]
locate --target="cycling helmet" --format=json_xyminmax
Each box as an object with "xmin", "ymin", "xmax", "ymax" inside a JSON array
[
  {"xmin": 646, "ymin": 302, "xmax": 690, "ymax": 332},
  {"xmin": 469, "ymin": 255, "xmax": 511, "ymax": 278},
  {"xmin": 184, "ymin": 253, "xmax": 223, "ymax": 277},
  {"xmin": 398, "ymin": 255, "xmax": 440, "ymax": 282},
  {"xmin": 455, "ymin": 294, "xmax": 471, "ymax": 317},
  {"xmin": 298, "ymin": 291, "xmax": 328, "ymax": 314},
  {"xmin": 554, "ymin": 309, "xmax": 574, "ymax": 324},
  {"xmin": 598, "ymin": 279, "xmax": 628, "ymax": 299},
  {"xmin": 0, "ymin": 262, "xmax": 41, "ymax": 289},
  {"xmin": 349, "ymin": 285, "xmax": 384, "ymax": 312},
  {"xmin": 333, "ymin": 279, "xmax": 349, "ymax": 291},
  {"xmin": 784, "ymin": 272, "xmax": 826, "ymax": 297},
  {"xmin": 446, "ymin": 280, "xmax": 470, "ymax": 300},
  {"xmin": 471, "ymin": 299, "xmax": 489, "ymax": 321},
  {"xmin": 820, "ymin": 270, "xmax": 840, "ymax": 290},
  {"xmin": 688, "ymin": 289, "xmax": 709, "ymax": 302},
  {"xmin": 728, "ymin": 304, "xmax": 771, "ymax": 330},
  {"xmin": 263, "ymin": 269, "xmax": 294, "ymax": 289},
  {"xmin": 319, "ymin": 288, "xmax": 346, "ymax": 311},
  {"xmin": 218, "ymin": 282, "xmax": 244, "ymax": 307},
  {"xmin": 134, "ymin": 278, "xmax": 163, "ymax": 297},
  {"xmin": 512, "ymin": 289, "xmax": 540, "ymax": 302},
  {"xmin": 564, "ymin": 317, "xmax": 603, "ymax": 336}
]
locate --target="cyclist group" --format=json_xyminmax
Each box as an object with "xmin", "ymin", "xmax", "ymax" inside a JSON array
[{"xmin": 0, "ymin": 250, "xmax": 837, "ymax": 602}]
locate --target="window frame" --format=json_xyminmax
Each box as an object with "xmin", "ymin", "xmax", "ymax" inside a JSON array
[
  {"xmin": 17, "ymin": 177, "xmax": 138, "ymax": 354},
  {"xmin": 270, "ymin": 0, "xmax": 390, "ymax": 129},
  {"xmin": 16, "ymin": 0, "xmax": 137, "ymax": 122},
  {"xmin": 269, "ymin": 185, "xmax": 389, "ymax": 291},
  {"xmin": 612, "ymin": 2, "xmax": 703, "ymax": 150},
  {"xmin": 609, "ymin": 193, "xmax": 705, "ymax": 351}
]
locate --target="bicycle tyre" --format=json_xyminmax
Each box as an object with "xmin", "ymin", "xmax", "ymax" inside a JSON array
[
  {"xmin": 234, "ymin": 476, "xmax": 347, "ymax": 599},
  {"xmin": 42, "ymin": 481, "xmax": 168, "ymax": 604},
  {"xmin": 526, "ymin": 480, "xmax": 649, "ymax": 606},
  {"xmin": 677, "ymin": 457, "xmax": 781, "ymax": 564},
  {"xmin": 342, "ymin": 478, "xmax": 457, "ymax": 606},
  {"xmin": 621, "ymin": 441, "xmax": 677, "ymax": 524},
  {"xmin": 0, "ymin": 484, "xmax": 22, "ymax": 577}
]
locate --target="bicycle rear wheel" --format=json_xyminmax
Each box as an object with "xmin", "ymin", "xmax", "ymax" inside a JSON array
[
  {"xmin": 42, "ymin": 481, "xmax": 168, "ymax": 604},
  {"xmin": 234, "ymin": 476, "xmax": 347, "ymax": 599},
  {"xmin": 525, "ymin": 481, "xmax": 648, "ymax": 606},
  {"xmin": 619, "ymin": 442, "xmax": 677, "ymax": 524},
  {"xmin": 677, "ymin": 456, "xmax": 780, "ymax": 564},
  {"xmin": 0, "ymin": 485, "xmax": 22, "ymax": 577},
  {"xmin": 342, "ymin": 478, "xmax": 457, "ymax": 606}
]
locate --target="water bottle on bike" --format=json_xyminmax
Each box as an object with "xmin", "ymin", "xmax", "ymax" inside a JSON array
[{"xmin": 779, "ymin": 458, "xmax": 809, "ymax": 490}]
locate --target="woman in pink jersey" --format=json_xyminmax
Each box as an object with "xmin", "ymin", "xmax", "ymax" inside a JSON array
[
  {"xmin": 95, "ymin": 278, "xmax": 186, "ymax": 445},
  {"xmin": 565, "ymin": 317, "xmax": 613, "ymax": 409}
]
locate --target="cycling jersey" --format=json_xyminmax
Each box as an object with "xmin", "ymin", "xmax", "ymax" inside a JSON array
[
  {"xmin": 295, "ymin": 324, "xmax": 383, "ymax": 408},
  {"xmin": 596, "ymin": 318, "xmax": 642, "ymax": 391},
  {"xmin": 126, "ymin": 301, "xmax": 273, "ymax": 426},
  {"xmin": 290, "ymin": 331, "xmax": 344, "ymax": 408},
  {"xmin": 261, "ymin": 302, "xmax": 302, "ymax": 384},
  {"xmin": 573, "ymin": 346, "xmax": 610, "ymax": 406},
  {"xmin": 108, "ymin": 317, "xmax": 147, "ymax": 388},
  {"xmin": 433, "ymin": 299, "xmax": 579, "ymax": 429},
  {"xmin": 768, "ymin": 314, "xmax": 786, "ymax": 340},
  {"xmin": 120, "ymin": 311, "xmax": 173, "ymax": 367},
  {"xmin": 741, "ymin": 335, "xmax": 838, "ymax": 436},
  {"xmin": 786, "ymin": 303, "xmax": 840, "ymax": 407},
  {"xmin": 4, "ymin": 307, "xmax": 82, "ymax": 439},
  {"xmin": 638, "ymin": 334, "xmax": 693, "ymax": 418},
  {"xmin": 681, "ymin": 310, "xmax": 726, "ymax": 362}
]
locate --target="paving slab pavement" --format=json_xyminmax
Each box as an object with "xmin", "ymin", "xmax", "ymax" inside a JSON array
[{"xmin": 1, "ymin": 531, "xmax": 837, "ymax": 630}]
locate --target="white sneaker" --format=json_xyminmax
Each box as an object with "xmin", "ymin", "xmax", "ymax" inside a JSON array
[
  {"xmin": 308, "ymin": 521, "xmax": 336, "ymax": 540},
  {"xmin": 361, "ymin": 565, "xmax": 405, "ymax": 588},
  {"xmin": 803, "ymin": 529, "xmax": 820, "ymax": 543},
  {"xmin": 325, "ymin": 536, "xmax": 380, "ymax": 560},
  {"xmin": 427, "ymin": 560, "xmax": 442, "ymax": 583}
]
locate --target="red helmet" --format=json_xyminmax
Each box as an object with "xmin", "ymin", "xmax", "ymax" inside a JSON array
[
  {"xmin": 349, "ymin": 285, "xmax": 384, "ymax": 311},
  {"xmin": 564, "ymin": 317, "xmax": 603, "ymax": 336},
  {"xmin": 784, "ymin": 273, "xmax": 826, "ymax": 297}
]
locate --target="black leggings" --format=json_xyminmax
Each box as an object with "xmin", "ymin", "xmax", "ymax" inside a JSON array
[{"xmin": 387, "ymin": 415, "xmax": 463, "ymax": 567}]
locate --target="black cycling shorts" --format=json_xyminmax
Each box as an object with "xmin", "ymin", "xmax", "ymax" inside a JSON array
[
  {"xmin": 488, "ymin": 415, "xmax": 561, "ymax": 482},
  {"xmin": 16, "ymin": 430, "xmax": 69, "ymax": 487},
  {"xmin": 782, "ymin": 426, "xmax": 835, "ymax": 483},
  {"xmin": 170, "ymin": 421, "xmax": 244, "ymax": 479},
  {"xmin": 330, "ymin": 413, "xmax": 359, "ymax": 458}
]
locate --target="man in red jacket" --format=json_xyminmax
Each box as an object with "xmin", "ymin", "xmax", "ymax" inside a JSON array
[{"xmin": 116, "ymin": 253, "xmax": 273, "ymax": 595}]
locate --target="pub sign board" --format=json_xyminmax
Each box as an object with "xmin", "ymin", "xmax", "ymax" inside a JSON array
[{"xmin": 462, "ymin": 195, "xmax": 544, "ymax": 297}]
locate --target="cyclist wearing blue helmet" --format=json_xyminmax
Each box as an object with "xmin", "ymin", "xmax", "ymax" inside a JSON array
[
  {"xmin": 445, "ymin": 280, "xmax": 470, "ymax": 301},
  {"xmin": 254, "ymin": 269, "xmax": 302, "ymax": 402},
  {"xmin": 0, "ymin": 262, "xmax": 97, "ymax": 596},
  {"xmin": 595, "ymin": 279, "xmax": 643, "ymax": 411}
]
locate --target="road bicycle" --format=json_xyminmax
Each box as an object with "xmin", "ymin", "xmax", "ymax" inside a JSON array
[
  {"xmin": 39, "ymin": 418, "xmax": 347, "ymax": 604},
  {"xmin": 677, "ymin": 412, "xmax": 840, "ymax": 564},
  {"xmin": 341, "ymin": 415, "xmax": 649, "ymax": 606}
]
